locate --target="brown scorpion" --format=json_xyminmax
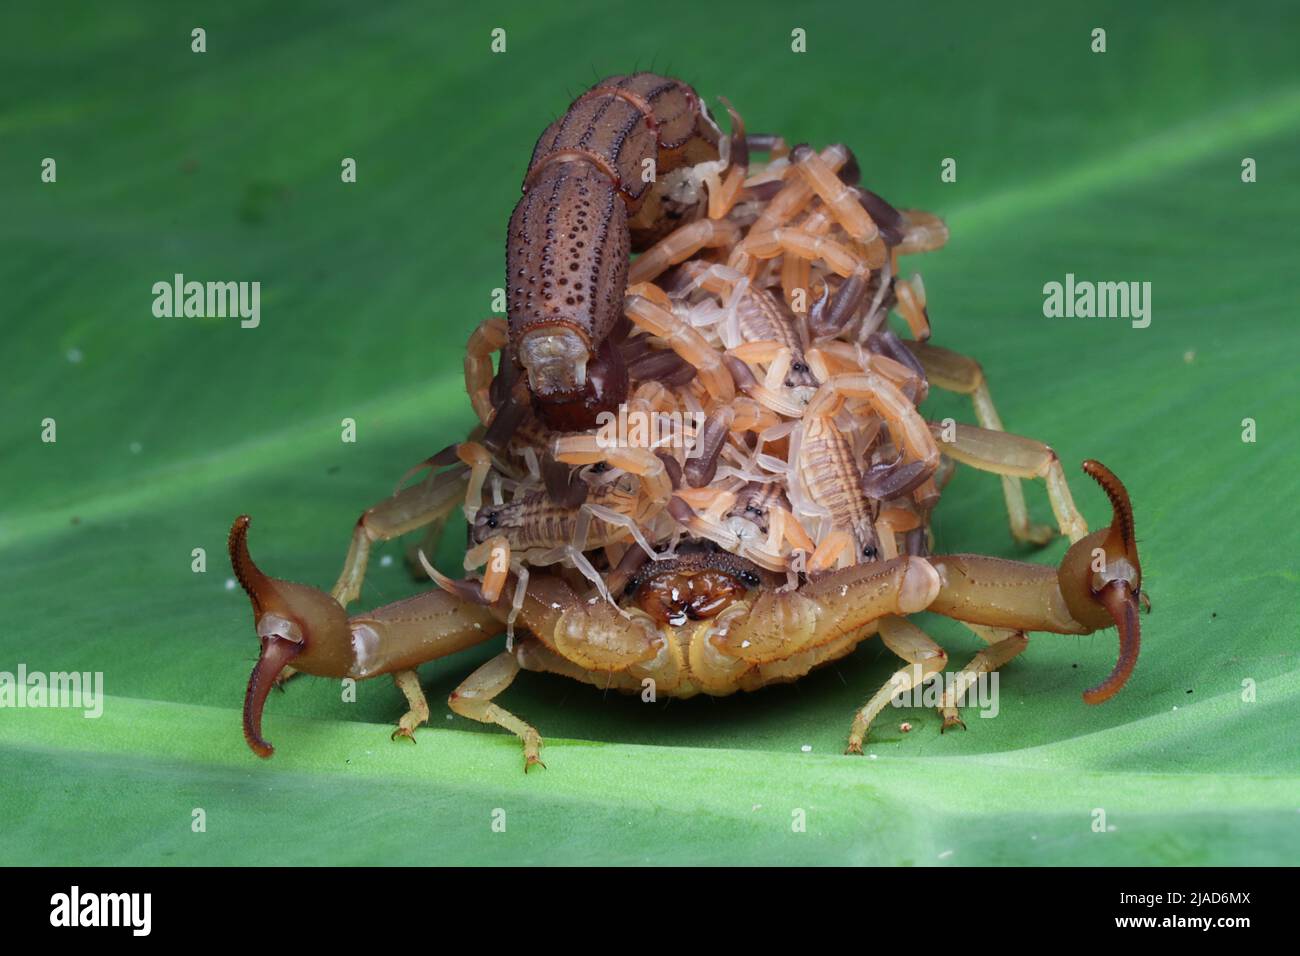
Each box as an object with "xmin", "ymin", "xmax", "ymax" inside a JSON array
[{"xmin": 504, "ymin": 72, "xmax": 732, "ymax": 430}]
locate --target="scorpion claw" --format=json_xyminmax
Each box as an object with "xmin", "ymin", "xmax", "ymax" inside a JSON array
[
  {"xmin": 522, "ymin": 730, "xmax": 545, "ymax": 771},
  {"xmin": 941, "ymin": 714, "xmax": 967, "ymax": 733},
  {"xmin": 1082, "ymin": 580, "xmax": 1141, "ymax": 705},
  {"xmin": 229, "ymin": 515, "xmax": 352, "ymax": 759},
  {"xmin": 1057, "ymin": 461, "xmax": 1145, "ymax": 704}
]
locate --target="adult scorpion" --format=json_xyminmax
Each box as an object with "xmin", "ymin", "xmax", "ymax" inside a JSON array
[{"xmin": 229, "ymin": 73, "xmax": 1149, "ymax": 768}]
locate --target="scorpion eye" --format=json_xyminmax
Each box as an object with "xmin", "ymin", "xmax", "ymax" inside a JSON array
[
  {"xmin": 485, "ymin": 512, "xmax": 499, "ymax": 530},
  {"xmin": 862, "ymin": 546, "xmax": 878, "ymax": 559},
  {"xmin": 740, "ymin": 571, "xmax": 761, "ymax": 588},
  {"xmin": 791, "ymin": 361, "xmax": 809, "ymax": 374}
]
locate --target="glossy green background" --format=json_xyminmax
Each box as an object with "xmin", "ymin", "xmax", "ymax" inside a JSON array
[{"xmin": 2, "ymin": 0, "xmax": 1297, "ymax": 865}]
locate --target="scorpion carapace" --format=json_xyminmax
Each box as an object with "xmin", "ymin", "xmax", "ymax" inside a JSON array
[{"xmin": 506, "ymin": 73, "xmax": 723, "ymax": 427}]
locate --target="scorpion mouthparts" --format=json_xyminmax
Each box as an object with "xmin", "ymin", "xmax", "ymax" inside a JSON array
[
  {"xmin": 243, "ymin": 636, "xmax": 303, "ymax": 758},
  {"xmin": 1082, "ymin": 580, "xmax": 1141, "ymax": 705}
]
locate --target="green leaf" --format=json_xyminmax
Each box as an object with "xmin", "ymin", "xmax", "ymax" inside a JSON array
[{"xmin": 3, "ymin": 0, "xmax": 1297, "ymax": 865}]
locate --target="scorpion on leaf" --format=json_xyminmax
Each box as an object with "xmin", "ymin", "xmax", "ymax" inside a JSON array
[{"xmin": 229, "ymin": 73, "xmax": 1150, "ymax": 768}]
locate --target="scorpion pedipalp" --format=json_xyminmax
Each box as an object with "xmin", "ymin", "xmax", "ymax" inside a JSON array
[
  {"xmin": 1068, "ymin": 460, "xmax": 1144, "ymax": 704},
  {"xmin": 229, "ymin": 516, "xmax": 353, "ymax": 757},
  {"xmin": 711, "ymin": 556, "xmax": 940, "ymax": 663}
]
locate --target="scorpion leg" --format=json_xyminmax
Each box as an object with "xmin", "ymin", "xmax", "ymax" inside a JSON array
[
  {"xmin": 424, "ymin": 534, "xmax": 511, "ymax": 606},
  {"xmin": 448, "ymin": 572, "xmax": 663, "ymax": 768},
  {"xmin": 457, "ymin": 441, "xmax": 494, "ymax": 518},
  {"xmin": 331, "ymin": 464, "xmax": 470, "ymax": 608},
  {"xmin": 625, "ymin": 294, "xmax": 736, "ymax": 402},
  {"xmin": 742, "ymin": 227, "xmax": 867, "ymax": 279},
  {"xmin": 805, "ymin": 371, "xmax": 941, "ymax": 474},
  {"xmin": 339, "ymin": 589, "xmax": 508, "ymax": 752},
  {"xmin": 806, "ymin": 530, "xmax": 853, "ymax": 572},
  {"xmin": 465, "ymin": 317, "xmax": 509, "ymax": 425},
  {"xmin": 627, "ymin": 218, "xmax": 741, "ymax": 285},
  {"xmin": 846, "ymin": 615, "xmax": 948, "ymax": 754},
  {"xmin": 552, "ymin": 434, "xmax": 674, "ymax": 507},
  {"xmin": 904, "ymin": 339, "xmax": 1059, "ymax": 545},
  {"xmin": 894, "ymin": 275, "xmax": 930, "ymax": 340},
  {"xmin": 791, "ymin": 147, "xmax": 878, "ymax": 242},
  {"xmin": 390, "ymin": 669, "xmax": 430, "ymax": 743},
  {"xmin": 730, "ymin": 504, "xmax": 811, "ymax": 574},
  {"xmin": 730, "ymin": 145, "xmax": 852, "ymax": 280},
  {"xmin": 668, "ymin": 489, "xmax": 742, "ymax": 551},
  {"xmin": 938, "ymin": 626, "xmax": 1029, "ymax": 731},
  {"xmin": 706, "ymin": 97, "xmax": 748, "ymax": 220},
  {"xmin": 895, "ymin": 208, "xmax": 950, "ymax": 255},
  {"xmin": 448, "ymin": 652, "xmax": 545, "ymax": 772},
  {"xmin": 931, "ymin": 421, "xmax": 1089, "ymax": 544}
]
